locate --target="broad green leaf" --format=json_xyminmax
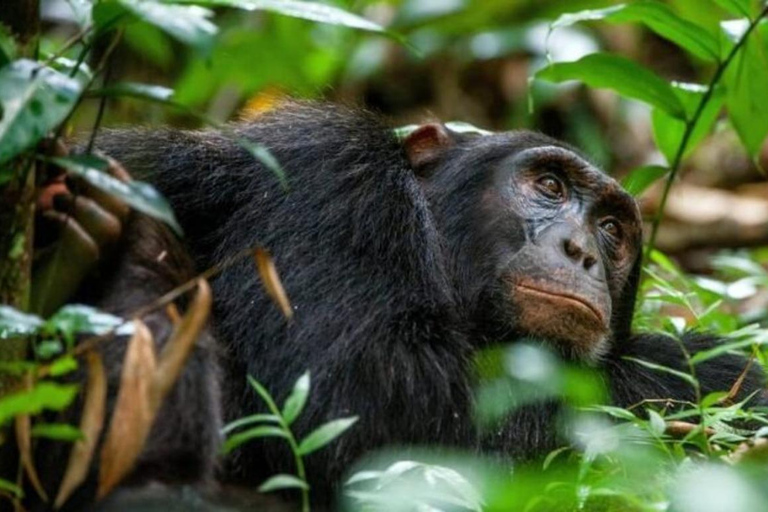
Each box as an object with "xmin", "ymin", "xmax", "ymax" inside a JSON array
[
  {"xmin": 536, "ymin": 54, "xmax": 686, "ymax": 120},
  {"xmin": 0, "ymin": 382, "xmax": 79, "ymax": 426},
  {"xmin": 651, "ymin": 82, "xmax": 725, "ymax": 163},
  {"xmin": 89, "ymin": 82, "xmax": 174, "ymax": 102},
  {"xmin": 714, "ymin": 0, "xmax": 752, "ymax": 17},
  {"xmin": 0, "ymin": 59, "xmax": 84, "ymax": 166},
  {"xmin": 282, "ymin": 372, "xmax": 310, "ymax": 425},
  {"xmin": 258, "ymin": 474, "xmax": 309, "ymax": 492},
  {"xmin": 31, "ymin": 423, "xmax": 84, "ymax": 441},
  {"xmin": 621, "ymin": 165, "xmax": 668, "ymax": 196},
  {"xmin": 551, "ymin": 2, "xmax": 719, "ymax": 62},
  {"xmin": 222, "ymin": 426, "xmax": 289, "ymax": 454},
  {"xmin": 221, "ymin": 413, "xmax": 280, "ymax": 435},
  {"xmin": 0, "ymin": 306, "xmax": 43, "ymax": 339},
  {"xmin": 93, "ymin": 0, "xmax": 216, "ymax": 52},
  {"xmin": 298, "ymin": 416, "xmax": 358, "ymax": 456},
  {"xmin": 186, "ymin": 0, "xmax": 386, "ymax": 34},
  {"xmin": 723, "ymin": 19, "xmax": 768, "ymax": 160},
  {"xmin": 50, "ymin": 155, "xmax": 182, "ymax": 234}
]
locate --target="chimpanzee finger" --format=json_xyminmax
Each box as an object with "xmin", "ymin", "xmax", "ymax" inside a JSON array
[
  {"xmin": 52, "ymin": 194, "xmax": 123, "ymax": 249},
  {"xmin": 31, "ymin": 212, "xmax": 100, "ymax": 317},
  {"xmin": 68, "ymin": 155, "xmax": 132, "ymax": 223}
]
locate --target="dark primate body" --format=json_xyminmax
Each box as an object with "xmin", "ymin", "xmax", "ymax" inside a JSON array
[{"xmin": 26, "ymin": 102, "xmax": 766, "ymax": 510}]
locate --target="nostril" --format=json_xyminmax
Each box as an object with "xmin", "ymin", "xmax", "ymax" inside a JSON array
[
  {"xmin": 563, "ymin": 239, "xmax": 582, "ymax": 260},
  {"xmin": 583, "ymin": 254, "xmax": 597, "ymax": 270}
]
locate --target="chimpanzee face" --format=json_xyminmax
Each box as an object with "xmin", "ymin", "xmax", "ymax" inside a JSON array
[
  {"xmin": 403, "ymin": 125, "xmax": 643, "ymax": 362},
  {"xmin": 486, "ymin": 144, "xmax": 642, "ymax": 360}
]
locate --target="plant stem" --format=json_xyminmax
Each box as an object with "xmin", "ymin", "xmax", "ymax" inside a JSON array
[{"xmin": 644, "ymin": 6, "xmax": 768, "ymax": 262}]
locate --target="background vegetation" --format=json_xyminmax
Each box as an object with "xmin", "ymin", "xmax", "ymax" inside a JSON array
[{"xmin": 1, "ymin": 0, "xmax": 768, "ymax": 510}]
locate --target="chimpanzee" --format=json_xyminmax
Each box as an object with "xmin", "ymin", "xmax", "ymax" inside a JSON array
[{"xmin": 27, "ymin": 101, "xmax": 766, "ymax": 509}]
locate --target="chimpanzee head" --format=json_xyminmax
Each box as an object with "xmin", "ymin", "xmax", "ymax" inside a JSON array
[{"xmin": 403, "ymin": 124, "xmax": 643, "ymax": 362}]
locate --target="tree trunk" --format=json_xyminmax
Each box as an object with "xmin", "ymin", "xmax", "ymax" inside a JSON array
[{"xmin": 0, "ymin": 0, "xmax": 40, "ymax": 394}]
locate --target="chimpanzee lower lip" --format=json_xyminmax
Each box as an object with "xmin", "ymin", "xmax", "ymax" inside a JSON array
[{"xmin": 514, "ymin": 282, "xmax": 606, "ymax": 325}]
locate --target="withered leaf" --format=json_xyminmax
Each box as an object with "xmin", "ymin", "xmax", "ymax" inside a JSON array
[
  {"xmin": 253, "ymin": 248, "xmax": 293, "ymax": 319},
  {"xmin": 16, "ymin": 372, "xmax": 48, "ymax": 502}
]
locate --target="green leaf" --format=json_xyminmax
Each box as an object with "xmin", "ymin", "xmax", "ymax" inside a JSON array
[
  {"xmin": 221, "ymin": 413, "xmax": 280, "ymax": 435},
  {"xmin": 0, "ymin": 306, "xmax": 43, "ymax": 339},
  {"xmin": 651, "ymin": 82, "xmax": 725, "ymax": 163},
  {"xmin": 551, "ymin": 2, "xmax": 720, "ymax": 62},
  {"xmin": 282, "ymin": 371, "xmax": 310, "ymax": 426},
  {"xmin": 187, "ymin": 0, "xmax": 386, "ymax": 34},
  {"xmin": 0, "ymin": 59, "xmax": 84, "ymax": 166},
  {"xmin": 621, "ymin": 165, "xmax": 669, "ymax": 196},
  {"xmin": 45, "ymin": 304, "xmax": 130, "ymax": 337},
  {"xmin": 237, "ymin": 139, "xmax": 287, "ymax": 190},
  {"xmin": 89, "ymin": 82, "xmax": 174, "ymax": 102},
  {"xmin": 647, "ymin": 410, "xmax": 666, "ymax": 436},
  {"xmin": 298, "ymin": 416, "xmax": 358, "ymax": 456},
  {"xmin": 535, "ymin": 53, "xmax": 686, "ymax": 120},
  {"xmin": 723, "ymin": 19, "xmax": 768, "ymax": 160},
  {"xmin": 0, "ymin": 25, "xmax": 17, "ymax": 67},
  {"xmin": 258, "ymin": 474, "xmax": 309, "ymax": 493},
  {"xmin": 50, "ymin": 155, "xmax": 182, "ymax": 234},
  {"xmin": 0, "ymin": 382, "xmax": 79, "ymax": 426},
  {"xmin": 31, "ymin": 423, "xmax": 84, "ymax": 441},
  {"xmin": 0, "ymin": 478, "xmax": 22, "ymax": 498},
  {"xmin": 95, "ymin": 0, "xmax": 217, "ymax": 52},
  {"xmin": 48, "ymin": 356, "xmax": 78, "ymax": 377},
  {"xmin": 222, "ymin": 426, "xmax": 288, "ymax": 454},
  {"xmin": 624, "ymin": 356, "xmax": 698, "ymax": 387},
  {"xmin": 713, "ymin": 0, "xmax": 752, "ymax": 17}
]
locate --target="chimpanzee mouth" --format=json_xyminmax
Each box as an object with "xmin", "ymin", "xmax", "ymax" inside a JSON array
[{"xmin": 514, "ymin": 282, "xmax": 607, "ymax": 326}]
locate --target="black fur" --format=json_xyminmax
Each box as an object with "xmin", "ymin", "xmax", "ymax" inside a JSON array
[{"xmin": 32, "ymin": 102, "xmax": 766, "ymax": 508}]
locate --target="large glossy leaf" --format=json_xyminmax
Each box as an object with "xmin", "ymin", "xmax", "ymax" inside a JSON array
[
  {"xmin": 651, "ymin": 83, "xmax": 725, "ymax": 163},
  {"xmin": 0, "ymin": 59, "xmax": 83, "ymax": 167},
  {"xmin": 93, "ymin": 0, "xmax": 217, "ymax": 52},
  {"xmin": 722, "ymin": 19, "xmax": 768, "ymax": 159},
  {"xmin": 187, "ymin": 0, "xmax": 387, "ymax": 34},
  {"xmin": 50, "ymin": 155, "xmax": 182, "ymax": 234},
  {"xmin": 551, "ymin": 2, "xmax": 720, "ymax": 62},
  {"xmin": 536, "ymin": 53, "xmax": 686, "ymax": 120}
]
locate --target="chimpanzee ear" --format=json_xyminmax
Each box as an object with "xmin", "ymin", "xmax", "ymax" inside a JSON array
[{"xmin": 403, "ymin": 123, "xmax": 455, "ymax": 176}]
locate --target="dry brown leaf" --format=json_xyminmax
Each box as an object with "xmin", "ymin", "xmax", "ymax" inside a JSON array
[
  {"xmin": 15, "ymin": 372, "xmax": 48, "ymax": 502},
  {"xmin": 54, "ymin": 351, "xmax": 107, "ymax": 509},
  {"xmin": 97, "ymin": 320, "xmax": 156, "ymax": 499},
  {"xmin": 253, "ymin": 248, "xmax": 293, "ymax": 319},
  {"xmin": 153, "ymin": 279, "xmax": 212, "ymax": 406},
  {"xmin": 165, "ymin": 303, "xmax": 182, "ymax": 326}
]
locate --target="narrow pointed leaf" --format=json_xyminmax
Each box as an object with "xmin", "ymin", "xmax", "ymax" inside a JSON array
[
  {"xmin": 221, "ymin": 413, "xmax": 280, "ymax": 435},
  {"xmin": 282, "ymin": 372, "xmax": 310, "ymax": 425},
  {"xmin": 298, "ymin": 417, "xmax": 358, "ymax": 456},
  {"xmin": 621, "ymin": 165, "xmax": 669, "ymax": 197},
  {"xmin": 253, "ymin": 248, "xmax": 293, "ymax": 319},
  {"xmin": 258, "ymin": 474, "xmax": 309, "ymax": 493},
  {"xmin": 223, "ymin": 426, "xmax": 289, "ymax": 454}
]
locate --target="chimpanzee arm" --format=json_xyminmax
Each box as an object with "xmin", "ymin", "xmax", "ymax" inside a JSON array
[{"xmin": 606, "ymin": 331, "xmax": 767, "ymax": 410}]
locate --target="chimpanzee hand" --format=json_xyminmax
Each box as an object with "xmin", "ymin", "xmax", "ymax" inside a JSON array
[{"xmin": 32, "ymin": 141, "xmax": 130, "ymax": 317}]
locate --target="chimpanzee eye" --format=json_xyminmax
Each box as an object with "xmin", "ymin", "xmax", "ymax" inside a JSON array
[
  {"xmin": 535, "ymin": 175, "xmax": 565, "ymax": 200},
  {"xmin": 599, "ymin": 218, "xmax": 622, "ymax": 238}
]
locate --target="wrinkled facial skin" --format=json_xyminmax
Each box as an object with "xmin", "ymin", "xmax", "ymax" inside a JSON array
[{"xmin": 481, "ymin": 145, "xmax": 642, "ymax": 361}]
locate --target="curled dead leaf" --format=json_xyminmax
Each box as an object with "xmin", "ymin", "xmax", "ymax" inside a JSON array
[
  {"xmin": 16, "ymin": 372, "xmax": 48, "ymax": 502},
  {"xmin": 253, "ymin": 248, "xmax": 293, "ymax": 319},
  {"xmin": 54, "ymin": 351, "xmax": 107, "ymax": 509},
  {"xmin": 97, "ymin": 319, "xmax": 156, "ymax": 499}
]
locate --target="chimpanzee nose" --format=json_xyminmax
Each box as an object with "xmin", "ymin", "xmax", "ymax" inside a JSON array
[{"xmin": 563, "ymin": 237, "xmax": 598, "ymax": 271}]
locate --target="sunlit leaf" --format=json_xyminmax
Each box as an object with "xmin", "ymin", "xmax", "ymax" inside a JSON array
[
  {"xmin": 50, "ymin": 155, "xmax": 182, "ymax": 234},
  {"xmin": 298, "ymin": 417, "xmax": 358, "ymax": 456},
  {"xmin": 0, "ymin": 306, "xmax": 43, "ymax": 339},
  {"xmin": 0, "ymin": 382, "xmax": 79, "ymax": 425},
  {"xmin": 0, "ymin": 59, "xmax": 83, "ymax": 167},
  {"xmin": 258, "ymin": 474, "xmax": 309, "ymax": 492},
  {"xmin": 31, "ymin": 423, "xmax": 83, "ymax": 441},
  {"xmin": 88, "ymin": 82, "xmax": 175, "ymax": 103},
  {"xmin": 651, "ymin": 83, "xmax": 725, "ymax": 163},
  {"xmin": 551, "ymin": 2, "xmax": 719, "ymax": 62},
  {"xmin": 536, "ymin": 53, "xmax": 686, "ymax": 119},
  {"xmin": 621, "ymin": 165, "xmax": 668, "ymax": 196}
]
